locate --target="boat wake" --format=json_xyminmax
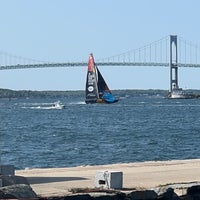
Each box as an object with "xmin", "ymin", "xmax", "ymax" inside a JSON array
[
  {"xmin": 21, "ymin": 101, "xmax": 65, "ymax": 110},
  {"xmin": 69, "ymin": 101, "xmax": 86, "ymax": 105}
]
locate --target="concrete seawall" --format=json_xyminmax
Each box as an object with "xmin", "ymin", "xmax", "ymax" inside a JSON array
[{"xmin": 15, "ymin": 159, "xmax": 200, "ymax": 197}]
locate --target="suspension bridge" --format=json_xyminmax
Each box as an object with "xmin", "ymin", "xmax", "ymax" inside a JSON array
[{"xmin": 1, "ymin": 35, "xmax": 200, "ymax": 93}]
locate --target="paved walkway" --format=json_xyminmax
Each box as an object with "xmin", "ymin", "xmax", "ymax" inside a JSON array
[{"xmin": 16, "ymin": 159, "xmax": 200, "ymax": 197}]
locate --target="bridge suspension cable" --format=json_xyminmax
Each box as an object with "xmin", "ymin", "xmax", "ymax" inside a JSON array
[
  {"xmin": 96, "ymin": 35, "xmax": 170, "ymax": 65},
  {"xmin": 178, "ymin": 36, "xmax": 200, "ymax": 66},
  {"xmin": 0, "ymin": 50, "xmax": 48, "ymax": 69}
]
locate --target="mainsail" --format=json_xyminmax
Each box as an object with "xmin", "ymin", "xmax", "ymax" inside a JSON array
[
  {"xmin": 85, "ymin": 53, "xmax": 118, "ymax": 104},
  {"xmin": 85, "ymin": 53, "xmax": 99, "ymax": 103}
]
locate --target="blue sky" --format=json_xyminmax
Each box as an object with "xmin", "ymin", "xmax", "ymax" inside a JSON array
[{"xmin": 0, "ymin": 0, "xmax": 200, "ymax": 91}]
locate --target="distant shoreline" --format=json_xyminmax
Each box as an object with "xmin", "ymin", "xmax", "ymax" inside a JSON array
[{"xmin": 1, "ymin": 88, "xmax": 200, "ymax": 99}]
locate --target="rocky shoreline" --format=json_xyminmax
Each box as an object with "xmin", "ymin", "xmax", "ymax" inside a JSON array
[{"xmin": 1, "ymin": 179, "xmax": 200, "ymax": 200}]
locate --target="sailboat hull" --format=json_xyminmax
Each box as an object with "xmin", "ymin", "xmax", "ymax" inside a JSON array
[
  {"xmin": 85, "ymin": 98, "xmax": 118, "ymax": 104},
  {"xmin": 85, "ymin": 99, "xmax": 98, "ymax": 104}
]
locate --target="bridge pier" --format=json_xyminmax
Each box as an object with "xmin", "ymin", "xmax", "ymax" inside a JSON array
[{"xmin": 169, "ymin": 35, "xmax": 179, "ymax": 93}]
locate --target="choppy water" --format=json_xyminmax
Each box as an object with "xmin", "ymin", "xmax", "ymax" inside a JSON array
[{"xmin": 0, "ymin": 90, "xmax": 200, "ymax": 169}]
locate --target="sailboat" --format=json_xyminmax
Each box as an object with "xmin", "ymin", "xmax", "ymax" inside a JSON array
[{"xmin": 85, "ymin": 53, "xmax": 118, "ymax": 104}]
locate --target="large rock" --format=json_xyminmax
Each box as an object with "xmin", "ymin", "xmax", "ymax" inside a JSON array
[
  {"xmin": 0, "ymin": 184, "xmax": 37, "ymax": 199},
  {"xmin": 90, "ymin": 192, "xmax": 125, "ymax": 200},
  {"xmin": 187, "ymin": 185, "xmax": 200, "ymax": 200},
  {"xmin": 157, "ymin": 187, "xmax": 180, "ymax": 200},
  {"xmin": 0, "ymin": 175, "xmax": 29, "ymax": 187},
  {"xmin": 0, "ymin": 190, "xmax": 16, "ymax": 199},
  {"xmin": 41, "ymin": 194, "xmax": 93, "ymax": 200},
  {"xmin": 126, "ymin": 190, "xmax": 158, "ymax": 200}
]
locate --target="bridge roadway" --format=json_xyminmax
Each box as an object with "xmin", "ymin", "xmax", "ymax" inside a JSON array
[{"xmin": 0, "ymin": 62, "xmax": 200, "ymax": 70}]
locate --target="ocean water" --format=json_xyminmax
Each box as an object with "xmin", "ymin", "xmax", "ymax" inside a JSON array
[{"xmin": 0, "ymin": 90, "xmax": 200, "ymax": 170}]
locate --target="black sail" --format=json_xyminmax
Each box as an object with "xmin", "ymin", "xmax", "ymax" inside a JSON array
[{"xmin": 96, "ymin": 67, "xmax": 111, "ymax": 99}]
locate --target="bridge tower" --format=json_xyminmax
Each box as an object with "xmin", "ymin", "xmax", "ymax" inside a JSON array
[{"xmin": 169, "ymin": 35, "xmax": 178, "ymax": 92}]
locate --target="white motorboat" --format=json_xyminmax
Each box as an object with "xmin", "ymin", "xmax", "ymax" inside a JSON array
[
  {"xmin": 168, "ymin": 88, "xmax": 197, "ymax": 99},
  {"xmin": 169, "ymin": 88, "xmax": 185, "ymax": 99},
  {"xmin": 52, "ymin": 101, "xmax": 65, "ymax": 109}
]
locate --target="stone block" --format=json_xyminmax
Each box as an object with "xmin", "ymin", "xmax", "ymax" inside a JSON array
[
  {"xmin": 0, "ymin": 165, "xmax": 15, "ymax": 176},
  {"xmin": 95, "ymin": 171, "xmax": 123, "ymax": 189}
]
